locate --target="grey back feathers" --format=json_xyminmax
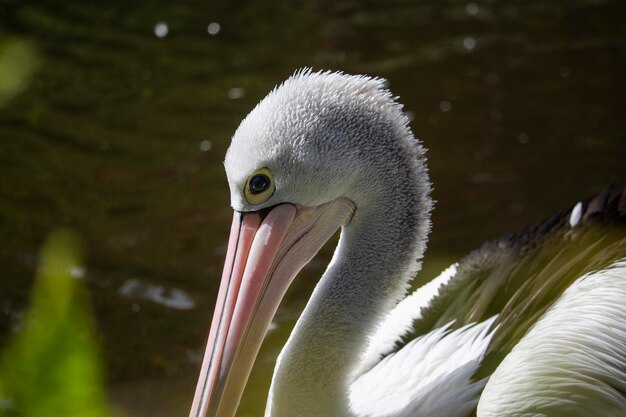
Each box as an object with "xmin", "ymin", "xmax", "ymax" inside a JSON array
[{"xmin": 397, "ymin": 185, "xmax": 626, "ymax": 379}]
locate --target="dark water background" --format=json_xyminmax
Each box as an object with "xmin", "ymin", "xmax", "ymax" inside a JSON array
[{"xmin": 1, "ymin": 0, "xmax": 625, "ymax": 415}]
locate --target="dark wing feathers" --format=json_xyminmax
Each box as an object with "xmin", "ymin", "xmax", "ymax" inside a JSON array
[{"xmin": 390, "ymin": 185, "xmax": 626, "ymax": 374}]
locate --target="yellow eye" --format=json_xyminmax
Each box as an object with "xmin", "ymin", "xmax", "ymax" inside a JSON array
[{"xmin": 244, "ymin": 168, "xmax": 275, "ymax": 205}]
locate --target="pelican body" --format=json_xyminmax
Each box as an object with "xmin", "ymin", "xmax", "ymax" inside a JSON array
[{"xmin": 189, "ymin": 71, "xmax": 626, "ymax": 417}]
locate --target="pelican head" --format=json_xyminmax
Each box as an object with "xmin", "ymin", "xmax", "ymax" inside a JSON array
[
  {"xmin": 189, "ymin": 70, "xmax": 431, "ymax": 417},
  {"xmin": 224, "ymin": 70, "xmax": 419, "ymax": 212}
]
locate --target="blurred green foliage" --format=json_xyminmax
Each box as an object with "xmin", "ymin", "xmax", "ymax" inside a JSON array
[
  {"xmin": 0, "ymin": 38, "xmax": 39, "ymax": 109},
  {"xmin": 0, "ymin": 230, "xmax": 117, "ymax": 417}
]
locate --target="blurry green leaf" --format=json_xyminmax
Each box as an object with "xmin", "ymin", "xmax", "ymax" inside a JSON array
[
  {"xmin": 0, "ymin": 38, "xmax": 40, "ymax": 109},
  {"xmin": 0, "ymin": 230, "xmax": 117, "ymax": 417}
]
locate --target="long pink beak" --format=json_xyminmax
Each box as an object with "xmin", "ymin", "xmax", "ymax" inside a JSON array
[{"xmin": 189, "ymin": 200, "xmax": 354, "ymax": 417}]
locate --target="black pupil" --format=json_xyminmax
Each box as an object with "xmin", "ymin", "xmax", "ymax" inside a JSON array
[{"xmin": 249, "ymin": 174, "xmax": 270, "ymax": 194}]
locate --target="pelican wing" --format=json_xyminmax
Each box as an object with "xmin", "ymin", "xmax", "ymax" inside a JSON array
[
  {"xmin": 477, "ymin": 260, "xmax": 626, "ymax": 417},
  {"xmin": 390, "ymin": 185, "xmax": 626, "ymax": 378},
  {"xmin": 351, "ymin": 318, "xmax": 497, "ymax": 417}
]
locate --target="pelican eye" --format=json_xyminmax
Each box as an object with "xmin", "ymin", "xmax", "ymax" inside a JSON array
[
  {"xmin": 244, "ymin": 168, "xmax": 275, "ymax": 204},
  {"xmin": 250, "ymin": 174, "xmax": 270, "ymax": 194}
]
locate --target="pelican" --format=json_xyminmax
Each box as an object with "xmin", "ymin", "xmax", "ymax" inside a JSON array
[{"xmin": 188, "ymin": 70, "xmax": 626, "ymax": 417}]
